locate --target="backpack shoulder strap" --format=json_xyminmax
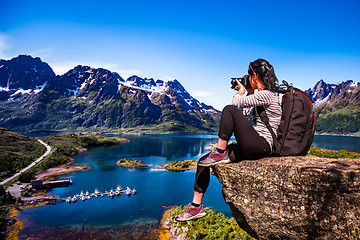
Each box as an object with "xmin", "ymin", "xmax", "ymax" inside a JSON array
[{"xmin": 257, "ymin": 106, "xmax": 278, "ymax": 155}]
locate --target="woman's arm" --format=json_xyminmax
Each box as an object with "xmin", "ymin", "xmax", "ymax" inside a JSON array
[{"xmin": 232, "ymin": 90, "xmax": 274, "ymax": 108}]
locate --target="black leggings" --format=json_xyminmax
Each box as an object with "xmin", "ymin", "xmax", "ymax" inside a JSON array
[{"xmin": 194, "ymin": 105, "xmax": 271, "ymax": 193}]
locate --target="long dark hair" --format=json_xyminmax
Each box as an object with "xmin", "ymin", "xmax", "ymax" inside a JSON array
[{"xmin": 248, "ymin": 59, "xmax": 279, "ymax": 92}]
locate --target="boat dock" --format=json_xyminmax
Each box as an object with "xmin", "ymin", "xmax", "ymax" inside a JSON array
[{"xmin": 62, "ymin": 186, "xmax": 137, "ymax": 203}]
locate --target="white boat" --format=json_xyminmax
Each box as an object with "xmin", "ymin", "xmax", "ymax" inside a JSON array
[
  {"xmin": 71, "ymin": 196, "xmax": 77, "ymax": 203},
  {"xmin": 94, "ymin": 189, "xmax": 101, "ymax": 195},
  {"xmin": 125, "ymin": 187, "xmax": 132, "ymax": 196},
  {"xmin": 65, "ymin": 197, "xmax": 71, "ymax": 203},
  {"xmin": 81, "ymin": 196, "xmax": 86, "ymax": 201},
  {"xmin": 132, "ymin": 188, "xmax": 136, "ymax": 195},
  {"xmin": 85, "ymin": 191, "xmax": 89, "ymax": 196},
  {"xmin": 86, "ymin": 195, "xmax": 91, "ymax": 200},
  {"xmin": 117, "ymin": 186, "xmax": 123, "ymax": 191}
]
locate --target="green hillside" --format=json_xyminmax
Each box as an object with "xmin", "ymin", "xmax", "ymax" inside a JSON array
[
  {"xmin": 0, "ymin": 128, "xmax": 45, "ymax": 181},
  {"xmin": 0, "ymin": 128, "xmax": 129, "ymax": 183},
  {"xmin": 315, "ymin": 85, "xmax": 360, "ymax": 136}
]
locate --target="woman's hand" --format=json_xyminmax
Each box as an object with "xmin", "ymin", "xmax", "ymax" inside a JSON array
[
  {"xmin": 234, "ymin": 79, "xmax": 246, "ymax": 95},
  {"xmin": 235, "ymin": 79, "xmax": 253, "ymax": 96}
]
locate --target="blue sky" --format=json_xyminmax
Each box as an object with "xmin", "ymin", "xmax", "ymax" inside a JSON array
[{"xmin": 1, "ymin": 0, "xmax": 360, "ymax": 110}]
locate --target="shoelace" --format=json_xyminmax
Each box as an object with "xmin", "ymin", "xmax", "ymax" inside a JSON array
[{"xmin": 181, "ymin": 204, "xmax": 195, "ymax": 216}]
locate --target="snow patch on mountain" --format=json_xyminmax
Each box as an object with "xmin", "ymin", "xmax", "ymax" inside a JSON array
[
  {"xmin": 7, "ymin": 81, "xmax": 48, "ymax": 97},
  {"xmin": 306, "ymin": 79, "xmax": 360, "ymax": 107},
  {"xmin": 0, "ymin": 86, "xmax": 9, "ymax": 92},
  {"xmin": 119, "ymin": 75, "xmax": 217, "ymax": 113}
]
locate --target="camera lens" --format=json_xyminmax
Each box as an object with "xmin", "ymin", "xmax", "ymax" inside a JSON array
[{"xmin": 231, "ymin": 78, "xmax": 238, "ymax": 89}]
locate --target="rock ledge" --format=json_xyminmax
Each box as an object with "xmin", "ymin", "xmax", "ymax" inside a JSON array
[{"xmin": 213, "ymin": 156, "xmax": 360, "ymax": 240}]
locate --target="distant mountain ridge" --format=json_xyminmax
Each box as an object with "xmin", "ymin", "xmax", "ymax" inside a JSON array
[
  {"xmin": 305, "ymin": 79, "xmax": 360, "ymax": 106},
  {"xmin": 305, "ymin": 79, "xmax": 360, "ymax": 135},
  {"xmin": 0, "ymin": 55, "xmax": 219, "ymax": 133}
]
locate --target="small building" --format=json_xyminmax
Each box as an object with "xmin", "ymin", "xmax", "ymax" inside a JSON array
[
  {"xmin": 31, "ymin": 179, "xmax": 71, "ymax": 189},
  {"xmin": 31, "ymin": 180, "xmax": 43, "ymax": 189}
]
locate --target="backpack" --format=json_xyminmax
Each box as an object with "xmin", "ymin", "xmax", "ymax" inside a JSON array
[{"xmin": 258, "ymin": 81, "xmax": 316, "ymax": 156}]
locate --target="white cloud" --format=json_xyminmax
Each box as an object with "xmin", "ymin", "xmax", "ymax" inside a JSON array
[{"xmin": 0, "ymin": 33, "xmax": 11, "ymax": 59}]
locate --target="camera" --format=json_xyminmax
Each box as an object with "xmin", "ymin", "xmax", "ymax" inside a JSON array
[{"xmin": 231, "ymin": 75, "xmax": 251, "ymax": 89}]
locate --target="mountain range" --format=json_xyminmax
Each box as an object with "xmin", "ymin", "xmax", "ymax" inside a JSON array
[
  {"xmin": 305, "ymin": 79, "xmax": 360, "ymax": 134},
  {"xmin": 0, "ymin": 55, "xmax": 219, "ymax": 133},
  {"xmin": 1, "ymin": 55, "xmax": 359, "ymax": 135}
]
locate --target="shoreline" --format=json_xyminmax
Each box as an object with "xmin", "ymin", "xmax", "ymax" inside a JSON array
[
  {"xmin": 5, "ymin": 161, "xmax": 91, "ymax": 240},
  {"xmin": 6, "ymin": 200, "xmax": 54, "ymax": 240},
  {"xmin": 35, "ymin": 159, "xmax": 91, "ymax": 182},
  {"xmin": 315, "ymin": 133, "xmax": 360, "ymax": 138},
  {"xmin": 156, "ymin": 206, "xmax": 177, "ymax": 240}
]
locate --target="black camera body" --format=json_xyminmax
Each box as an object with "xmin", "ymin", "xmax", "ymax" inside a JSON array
[{"xmin": 231, "ymin": 75, "xmax": 251, "ymax": 89}]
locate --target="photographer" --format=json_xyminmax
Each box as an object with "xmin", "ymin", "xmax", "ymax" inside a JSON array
[{"xmin": 176, "ymin": 59, "xmax": 282, "ymax": 222}]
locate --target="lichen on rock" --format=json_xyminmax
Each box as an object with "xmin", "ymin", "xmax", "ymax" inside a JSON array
[{"xmin": 212, "ymin": 156, "xmax": 360, "ymax": 240}]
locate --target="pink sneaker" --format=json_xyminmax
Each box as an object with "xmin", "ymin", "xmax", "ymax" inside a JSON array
[
  {"xmin": 198, "ymin": 148, "xmax": 230, "ymax": 167},
  {"xmin": 175, "ymin": 203, "xmax": 207, "ymax": 221}
]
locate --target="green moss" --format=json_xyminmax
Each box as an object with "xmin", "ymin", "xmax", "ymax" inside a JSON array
[{"xmin": 166, "ymin": 206, "xmax": 256, "ymax": 240}]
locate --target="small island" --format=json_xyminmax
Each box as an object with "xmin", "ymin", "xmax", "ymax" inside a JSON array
[
  {"xmin": 116, "ymin": 159, "xmax": 150, "ymax": 168},
  {"xmin": 160, "ymin": 160, "xmax": 197, "ymax": 172}
]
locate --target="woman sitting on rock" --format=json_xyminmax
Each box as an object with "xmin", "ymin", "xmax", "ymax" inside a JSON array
[{"xmin": 176, "ymin": 58, "xmax": 282, "ymax": 221}]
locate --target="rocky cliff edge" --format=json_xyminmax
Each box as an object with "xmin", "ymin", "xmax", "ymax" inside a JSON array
[{"xmin": 213, "ymin": 156, "xmax": 360, "ymax": 240}]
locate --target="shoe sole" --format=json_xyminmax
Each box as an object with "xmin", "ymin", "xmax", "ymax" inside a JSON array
[
  {"xmin": 175, "ymin": 212, "xmax": 207, "ymax": 222},
  {"xmin": 197, "ymin": 159, "xmax": 231, "ymax": 167}
]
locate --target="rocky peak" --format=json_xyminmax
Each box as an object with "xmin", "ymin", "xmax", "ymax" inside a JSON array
[
  {"xmin": 305, "ymin": 79, "xmax": 359, "ymax": 106},
  {"xmin": 46, "ymin": 65, "xmax": 121, "ymax": 100},
  {"xmin": 0, "ymin": 55, "xmax": 55, "ymax": 96},
  {"xmin": 126, "ymin": 75, "xmax": 157, "ymax": 89}
]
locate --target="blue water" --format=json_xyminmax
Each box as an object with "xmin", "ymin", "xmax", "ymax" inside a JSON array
[
  {"xmin": 312, "ymin": 134, "xmax": 360, "ymax": 152},
  {"xmin": 19, "ymin": 133, "xmax": 229, "ymax": 228},
  {"xmin": 18, "ymin": 133, "xmax": 359, "ymax": 230}
]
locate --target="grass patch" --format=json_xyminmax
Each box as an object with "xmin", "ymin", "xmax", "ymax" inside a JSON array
[
  {"xmin": 164, "ymin": 205, "xmax": 256, "ymax": 240},
  {"xmin": 162, "ymin": 160, "xmax": 197, "ymax": 171},
  {"xmin": 0, "ymin": 128, "xmax": 45, "ymax": 182},
  {"xmin": 307, "ymin": 146, "xmax": 360, "ymax": 159}
]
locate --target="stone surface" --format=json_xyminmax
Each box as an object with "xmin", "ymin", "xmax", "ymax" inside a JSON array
[{"xmin": 213, "ymin": 156, "xmax": 360, "ymax": 240}]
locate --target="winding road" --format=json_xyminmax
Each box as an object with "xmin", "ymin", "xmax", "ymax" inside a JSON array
[{"xmin": 0, "ymin": 139, "xmax": 52, "ymax": 185}]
